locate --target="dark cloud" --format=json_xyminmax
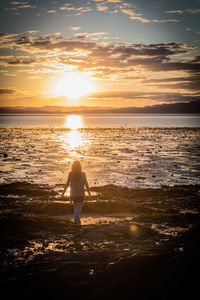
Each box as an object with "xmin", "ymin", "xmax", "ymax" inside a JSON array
[
  {"xmin": 8, "ymin": 34, "xmax": 192, "ymax": 57},
  {"xmin": 110, "ymin": 44, "xmax": 188, "ymax": 58},
  {"xmin": 0, "ymin": 56, "xmax": 36, "ymax": 65},
  {"xmin": 0, "ymin": 33, "xmax": 10, "ymax": 38},
  {"xmin": 16, "ymin": 36, "xmax": 32, "ymax": 44},
  {"xmin": 89, "ymin": 91, "xmax": 146, "ymax": 98},
  {"xmin": 149, "ymin": 60, "xmax": 200, "ymax": 73},
  {"xmin": 155, "ymin": 81, "xmax": 200, "ymax": 91},
  {"xmin": 142, "ymin": 75, "xmax": 200, "ymax": 91},
  {"xmin": 88, "ymin": 91, "xmax": 200, "ymax": 103},
  {"xmin": 0, "ymin": 88, "xmax": 17, "ymax": 94},
  {"xmin": 192, "ymin": 56, "xmax": 200, "ymax": 63}
]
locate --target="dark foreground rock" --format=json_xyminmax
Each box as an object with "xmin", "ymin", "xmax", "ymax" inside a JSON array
[
  {"xmin": 0, "ymin": 209, "xmax": 200, "ymax": 300},
  {"xmin": 1, "ymin": 237, "xmax": 200, "ymax": 300},
  {"xmin": 0, "ymin": 183, "xmax": 200, "ymax": 299}
]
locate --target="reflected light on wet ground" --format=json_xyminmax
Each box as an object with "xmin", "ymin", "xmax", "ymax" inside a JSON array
[
  {"xmin": 1, "ymin": 127, "xmax": 199, "ymax": 187},
  {"xmin": 63, "ymin": 187, "xmax": 70, "ymax": 197},
  {"xmin": 62, "ymin": 215, "xmax": 133, "ymax": 225},
  {"xmin": 67, "ymin": 131, "xmax": 83, "ymax": 149},
  {"xmin": 60, "ymin": 115, "xmax": 88, "ymax": 158}
]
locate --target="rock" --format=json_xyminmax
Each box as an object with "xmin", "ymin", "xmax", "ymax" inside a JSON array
[{"xmin": 135, "ymin": 176, "xmax": 146, "ymax": 180}]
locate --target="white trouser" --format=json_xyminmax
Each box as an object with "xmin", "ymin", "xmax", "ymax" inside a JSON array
[{"xmin": 74, "ymin": 202, "xmax": 83, "ymax": 224}]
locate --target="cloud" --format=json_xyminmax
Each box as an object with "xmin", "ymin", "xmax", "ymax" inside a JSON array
[
  {"xmin": 26, "ymin": 30, "xmax": 39, "ymax": 35},
  {"xmin": 88, "ymin": 90, "xmax": 146, "ymax": 98},
  {"xmin": 0, "ymin": 33, "xmax": 199, "ymax": 96},
  {"xmin": 0, "ymin": 34, "xmax": 196, "ymax": 60},
  {"xmin": 73, "ymin": 31, "xmax": 110, "ymax": 40},
  {"xmin": 151, "ymin": 19, "xmax": 179, "ymax": 23},
  {"xmin": 59, "ymin": 3, "xmax": 92, "ymax": 15},
  {"xmin": 8, "ymin": 1, "xmax": 36, "ymax": 9},
  {"xmin": 96, "ymin": 4, "xmax": 109, "ymax": 11},
  {"xmin": 47, "ymin": 10, "xmax": 56, "ymax": 14},
  {"xmin": 107, "ymin": 0, "xmax": 121, "ymax": 2},
  {"xmin": 166, "ymin": 8, "xmax": 200, "ymax": 14},
  {"xmin": 0, "ymin": 56, "xmax": 36, "ymax": 66},
  {"xmin": 16, "ymin": 4, "xmax": 35, "ymax": 9},
  {"xmin": 120, "ymin": 8, "xmax": 179, "ymax": 23},
  {"xmin": 87, "ymin": 90, "xmax": 200, "ymax": 103},
  {"xmin": 192, "ymin": 56, "xmax": 200, "ymax": 63},
  {"xmin": 11, "ymin": 1, "xmax": 27, "ymax": 5},
  {"xmin": 120, "ymin": 8, "xmax": 149, "ymax": 22},
  {"xmin": 0, "ymin": 33, "xmax": 18, "ymax": 39},
  {"xmin": 0, "ymin": 88, "xmax": 17, "ymax": 95},
  {"xmin": 4, "ymin": 1, "xmax": 36, "ymax": 15},
  {"xmin": 142, "ymin": 75, "xmax": 200, "ymax": 91},
  {"xmin": 70, "ymin": 27, "xmax": 82, "ymax": 31}
]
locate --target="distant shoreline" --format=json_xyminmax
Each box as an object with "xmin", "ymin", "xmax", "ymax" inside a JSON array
[
  {"xmin": 0, "ymin": 100, "xmax": 199, "ymax": 114},
  {"xmin": 1, "ymin": 112, "xmax": 200, "ymax": 116}
]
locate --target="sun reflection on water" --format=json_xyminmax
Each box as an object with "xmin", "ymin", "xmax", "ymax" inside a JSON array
[
  {"xmin": 59, "ymin": 115, "xmax": 90, "ymax": 161},
  {"xmin": 67, "ymin": 130, "xmax": 83, "ymax": 148},
  {"xmin": 64, "ymin": 115, "xmax": 83, "ymax": 130},
  {"xmin": 64, "ymin": 115, "xmax": 84, "ymax": 150}
]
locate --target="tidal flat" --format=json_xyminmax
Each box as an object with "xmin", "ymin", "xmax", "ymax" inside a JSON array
[
  {"xmin": 1, "ymin": 127, "xmax": 200, "ymax": 187},
  {"xmin": 0, "ymin": 126, "xmax": 200, "ymax": 299}
]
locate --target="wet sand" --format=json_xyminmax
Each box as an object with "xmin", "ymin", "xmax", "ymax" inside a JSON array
[
  {"xmin": 1, "ymin": 127, "xmax": 200, "ymax": 187},
  {"xmin": 0, "ymin": 182, "xmax": 200, "ymax": 299}
]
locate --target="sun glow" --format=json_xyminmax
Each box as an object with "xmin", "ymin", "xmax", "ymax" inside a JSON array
[{"xmin": 53, "ymin": 72, "xmax": 95, "ymax": 99}]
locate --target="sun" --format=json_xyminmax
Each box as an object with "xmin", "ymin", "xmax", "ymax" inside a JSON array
[{"xmin": 52, "ymin": 72, "xmax": 95, "ymax": 99}]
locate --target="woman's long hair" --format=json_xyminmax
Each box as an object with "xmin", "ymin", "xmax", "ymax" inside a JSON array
[{"xmin": 70, "ymin": 160, "xmax": 82, "ymax": 180}]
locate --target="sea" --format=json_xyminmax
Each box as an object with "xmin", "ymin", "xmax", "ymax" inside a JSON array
[
  {"xmin": 0, "ymin": 113, "xmax": 200, "ymax": 128},
  {"xmin": 1, "ymin": 113, "xmax": 200, "ymax": 188}
]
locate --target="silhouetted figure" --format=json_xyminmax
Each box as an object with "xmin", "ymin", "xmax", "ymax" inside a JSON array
[{"xmin": 61, "ymin": 160, "xmax": 91, "ymax": 225}]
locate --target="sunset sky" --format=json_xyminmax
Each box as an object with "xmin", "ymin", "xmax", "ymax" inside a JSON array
[{"xmin": 0, "ymin": 0, "xmax": 200, "ymax": 108}]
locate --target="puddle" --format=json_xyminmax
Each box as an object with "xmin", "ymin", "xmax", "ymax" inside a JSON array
[
  {"xmin": 151, "ymin": 224, "xmax": 192, "ymax": 236},
  {"xmin": 179, "ymin": 209, "xmax": 199, "ymax": 215},
  {"xmin": 57, "ymin": 213, "xmax": 135, "ymax": 225}
]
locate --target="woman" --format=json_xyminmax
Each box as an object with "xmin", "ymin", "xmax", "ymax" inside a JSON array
[{"xmin": 61, "ymin": 160, "xmax": 91, "ymax": 225}]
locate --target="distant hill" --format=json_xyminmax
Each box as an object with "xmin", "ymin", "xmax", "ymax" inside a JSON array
[
  {"xmin": 112, "ymin": 101, "xmax": 200, "ymax": 114},
  {"xmin": 0, "ymin": 105, "xmax": 109, "ymax": 114},
  {"xmin": 0, "ymin": 101, "xmax": 200, "ymax": 114}
]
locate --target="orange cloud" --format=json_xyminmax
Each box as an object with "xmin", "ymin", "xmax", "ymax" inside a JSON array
[{"xmin": 0, "ymin": 32, "xmax": 199, "ymax": 107}]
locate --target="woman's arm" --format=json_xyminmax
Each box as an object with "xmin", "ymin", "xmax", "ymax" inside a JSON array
[
  {"xmin": 61, "ymin": 173, "xmax": 71, "ymax": 198},
  {"xmin": 84, "ymin": 173, "xmax": 91, "ymax": 196}
]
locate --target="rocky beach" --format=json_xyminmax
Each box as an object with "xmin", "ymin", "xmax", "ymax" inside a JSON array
[
  {"xmin": 1, "ymin": 125, "xmax": 200, "ymax": 299},
  {"xmin": 0, "ymin": 182, "xmax": 200, "ymax": 299}
]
